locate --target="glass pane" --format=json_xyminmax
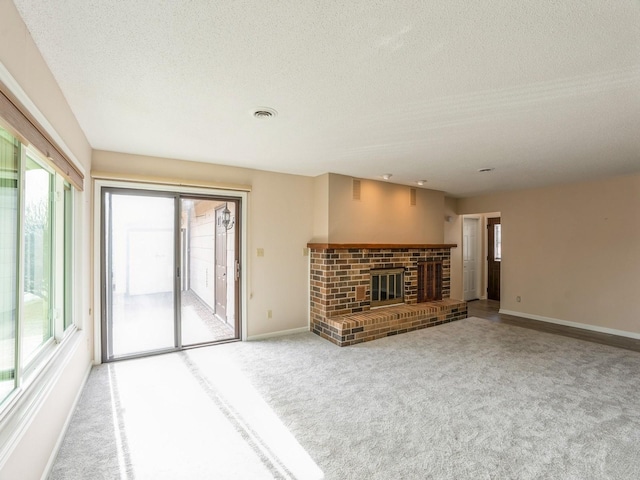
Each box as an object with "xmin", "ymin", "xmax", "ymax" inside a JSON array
[
  {"xmin": 388, "ymin": 275, "xmax": 395, "ymax": 300},
  {"xmin": 23, "ymin": 156, "xmax": 53, "ymax": 364},
  {"xmin": 107, "ymin": 193, "xmax": 175, "ymax": 358},
  {"xmin": 396, "ymin": 273, "xmax": 402, "ymax": 298},
  {"xmin": 180, "ymin": 199, "xmax": 236, "ymax": 346},
  {"xmin": 372, "ymin": 276, "xmax": 379, "ymax": 301},
  {"xmin": 380, "ymin": 276, "xmax": 387, "ymax": 301},
  {"xmin": 0, "ymin": 128, "xmax": 19, "ymax": 403},
  {"xmin": 494, "ymin": 224, "xmax": 502, "ymax": 261},
  {"xmin": 64, "ymin": 182, "xmax": 73, "ymax": 330}
]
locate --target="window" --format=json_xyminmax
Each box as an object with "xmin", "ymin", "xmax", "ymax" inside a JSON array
[{"xmin": 0, "ymin": 126, "xmax": 75, "ymax": 408}]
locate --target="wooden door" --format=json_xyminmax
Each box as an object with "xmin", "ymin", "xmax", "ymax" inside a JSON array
[
  {"xmin": 487, "ymin": 217, "xmax": 501, "ymax": 301},
  {"xmin": 215, "ymin": 205, "xmax": 228, "ymax": 322}
]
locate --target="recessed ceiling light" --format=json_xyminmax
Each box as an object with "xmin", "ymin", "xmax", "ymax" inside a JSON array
[
  {"xmin": 417, "ymin": 180, "xmax": 426, "ymax": 186},
  {"xmin": 253, "ymin": 107, "xmax": 277, "ymax": 119},
  {"xmin": 478, "ymin": 168, "xmax": 494, "ymax": 173},
  {"xmin": 382, "ymin": 174, "xmax": 392, "ymax": 180}
]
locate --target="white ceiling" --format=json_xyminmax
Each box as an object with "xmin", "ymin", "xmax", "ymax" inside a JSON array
[{"xmin": 13, "ymin": 0, "xmax": 640, "ymax": 197}]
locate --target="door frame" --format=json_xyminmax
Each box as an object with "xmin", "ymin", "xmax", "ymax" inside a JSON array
[
  {"xmin": 459, "ymin": 212, "xmax": 501, "ymax": 302},
  {"xmin": 93, "ymin": 179, "xmax": 248, "ymax": 364}
]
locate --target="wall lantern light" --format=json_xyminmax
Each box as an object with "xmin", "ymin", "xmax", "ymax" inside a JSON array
[{"xmin": 222, "ymin": 203, "xmax": 235, "ymax": 230}]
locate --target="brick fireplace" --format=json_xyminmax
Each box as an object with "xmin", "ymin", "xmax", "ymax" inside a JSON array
[{"xmin": 308, "ymin": 243, "xmax": 467, "ymax": 345}]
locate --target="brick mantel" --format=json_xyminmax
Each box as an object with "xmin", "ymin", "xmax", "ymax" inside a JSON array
[{"xmin": 307, "ymin": 243, "xmax": 457, "ymax": 250}]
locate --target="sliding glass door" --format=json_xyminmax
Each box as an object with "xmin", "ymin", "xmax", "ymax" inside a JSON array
[{"xmin": 102, "ymin": 189, "xmax": 240, "ymax": 362}]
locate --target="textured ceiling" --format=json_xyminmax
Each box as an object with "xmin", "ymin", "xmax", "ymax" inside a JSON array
[{"xmin": 12, "ymin": 0, "xmax": 640, "ymax": 197}]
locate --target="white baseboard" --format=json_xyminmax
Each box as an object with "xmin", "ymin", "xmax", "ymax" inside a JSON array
[
  {"xmin": 40, "ymin": 361, "xmax": 93, "ymax": 480},
  {"xmin": 247, "ymin": 326, "xmax": 309, "ymax": 341},
  {"xmin": 498, "ymin": 309, "xmax": 640, "ymax": 340}
]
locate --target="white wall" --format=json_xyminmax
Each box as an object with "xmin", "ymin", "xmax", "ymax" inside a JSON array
[{"xmin": 0, "ymin": 1, "xmax": 93, "ymax": 478}]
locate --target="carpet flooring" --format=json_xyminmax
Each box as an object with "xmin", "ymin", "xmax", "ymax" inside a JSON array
[{"xmin": 48, "ymin": 317, "xmax": 640, "ymax": 479}]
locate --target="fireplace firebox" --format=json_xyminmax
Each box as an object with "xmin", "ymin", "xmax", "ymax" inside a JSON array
[{"xmin": 370, "ymin": 267, "xmax": 405, "ymax": 307}]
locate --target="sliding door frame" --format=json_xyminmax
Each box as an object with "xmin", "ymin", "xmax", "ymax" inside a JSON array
[{"xmin": 94, "ymin": 179, "xmax": 248, "ymax": 364}]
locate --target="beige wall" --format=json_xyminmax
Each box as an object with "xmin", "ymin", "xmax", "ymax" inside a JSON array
[
  {"xmin": 457, "ymin": 173, "xmax": 640, "ymax": 335},
  {"xmin": 327, "ymin": 173, "xmax": 445, "ymax": 243},
  {"xmin": 444, "ymin": 197, "xmax": 463, "ymax": 300},
  {"xmin": 0, "ymin": 1, "xmax": 93, "ymax": 479},
  {"xmin": 92, "ymin": 151, "xmax": 315, "ymax": 338},
  {"xmin": 312, "ymin": 173, "xmax": 329, "ymax": 242}
]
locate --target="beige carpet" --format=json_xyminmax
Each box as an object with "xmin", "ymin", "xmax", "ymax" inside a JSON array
[{"xmin": 49, "ymin": 317, "xmax": 640, "ymax": 479}]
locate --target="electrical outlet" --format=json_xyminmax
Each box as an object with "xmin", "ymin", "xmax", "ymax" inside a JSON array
[
  {"xmin": 257, "ymin": 248, "xmax": 264, "ymax": 257},
  {"xmin": 302, "ymin": 247, "xmax": 309, "ymax": 256},
  {"xmin": 267, "ymin": 310, "xmax": 272, "ymax": 319},
  {"xmin": 516, "ymin": 296, "xmax": 521, "ymax": 303}
]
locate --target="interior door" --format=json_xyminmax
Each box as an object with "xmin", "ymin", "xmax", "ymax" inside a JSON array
[
  {"xmin": 487, "ymin": 217, "xmax": 501, "ymax": 301},
  {"xmin": 463, "ymin": 217, "xmax": 479, "ymax": 301},
  {"xmin": 215, "ymin": 205, "xmax": 228, "ymax": 323}
]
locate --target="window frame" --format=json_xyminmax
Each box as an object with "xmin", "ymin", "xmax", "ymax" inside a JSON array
[
  {"xmin": 21, "ymin": 149, "xmax": 56, "ymax": 372},
  {"xmin": 493, "ymin": 223, "xmax": 502, "ymax": 262},
  {"xmin": 0, "ymin": 133, "xmax": 77, "ymax": 413}
]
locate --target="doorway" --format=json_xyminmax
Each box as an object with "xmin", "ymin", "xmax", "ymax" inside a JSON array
[
  {"xmin": 463, "ymin": 217, "xmax": 480, "ymax": 301},
  {"xmin": 460, "ymin": 212, "xmax": 501, "ymax": 304},
  {"xmin": 101, "ymin": 188, "xmax": 241, "ymax": 362}
]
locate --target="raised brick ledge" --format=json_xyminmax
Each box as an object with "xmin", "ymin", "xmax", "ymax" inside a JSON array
[{"xmin": 312, "ymin": 299, "xmax": 467, "ymax": 347}]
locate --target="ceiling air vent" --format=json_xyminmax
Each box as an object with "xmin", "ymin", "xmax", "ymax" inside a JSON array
[
  {"xmin": 253, "ymin": 107, "xmax": 277, "ymax": 119},
  {"xmin": 352, "ymin": 179, "xmax": 361, "ymax": 200}
]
